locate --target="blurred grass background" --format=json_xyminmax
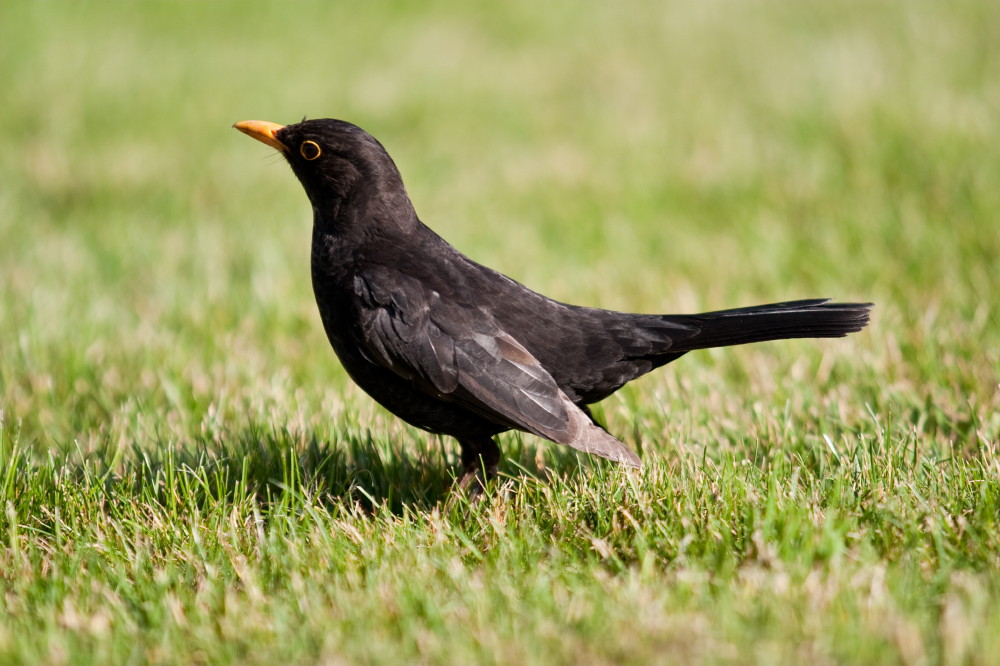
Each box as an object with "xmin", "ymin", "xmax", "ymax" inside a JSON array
[{"xmin": 1, "ymin": 1, "xmax": 998, "ymax": 664}]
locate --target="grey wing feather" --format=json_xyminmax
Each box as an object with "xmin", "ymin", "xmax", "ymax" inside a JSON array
[
  {"xmin": 450, "ymin": 330, "xmax": 641, "ymax": 467},
  {"xmin": 355, "ymin": 272, "xmax": 641, "ymax": 468}
]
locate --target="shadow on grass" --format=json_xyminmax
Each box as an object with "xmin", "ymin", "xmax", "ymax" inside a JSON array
[
  {"xmin": 2, "ymin": 414, "xmax": 603, "ymax": 533},
  {"xmin": 11, "ymin": 423, "xmax": 593, "ymax": 519},
  {"xmin": 130, "ymin": 424, "xmax": 460, "ymax": 515},
  {"xmin": 171, "ymin": 426, "xmax": 593, "ymax": 515}
]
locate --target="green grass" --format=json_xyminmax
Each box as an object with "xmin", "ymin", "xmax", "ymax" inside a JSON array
[{"xmin": 2, "ymin": 1, "xmax": 998, "ymax": 663}]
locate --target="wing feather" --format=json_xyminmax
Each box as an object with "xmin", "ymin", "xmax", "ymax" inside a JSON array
[{"xmin": 354, "ymin": 271, "xmax": 641, "ymax": 467}]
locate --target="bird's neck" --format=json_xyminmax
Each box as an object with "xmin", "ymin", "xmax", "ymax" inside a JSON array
[{"xmin": 312, "ymin": 178, "xmax": 420, "ymax": 238}]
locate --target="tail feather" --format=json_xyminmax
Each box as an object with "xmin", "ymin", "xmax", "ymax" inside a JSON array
[{"xmin": 669, "ymin": 299, "xmax": 872, "ymax": 352}]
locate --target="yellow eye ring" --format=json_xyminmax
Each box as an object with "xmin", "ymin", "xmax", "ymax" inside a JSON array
[{"xmin": 300, "ymin": 140, "xmax": 322, "ymax": 160}]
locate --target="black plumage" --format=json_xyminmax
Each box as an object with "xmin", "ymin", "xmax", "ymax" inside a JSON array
[{"xmin": 234, "ymin": 118, "xmax": 872, "ymax": 490}]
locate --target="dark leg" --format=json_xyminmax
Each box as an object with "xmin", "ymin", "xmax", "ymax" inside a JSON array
[{"xmin": 456, "ymin": 436, "xmax": 502, "ymax": 498}]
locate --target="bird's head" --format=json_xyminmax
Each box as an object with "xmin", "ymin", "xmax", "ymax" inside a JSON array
[{"xmin": 234, "ymin": 118, "xmax": 413, "ymax": 231}]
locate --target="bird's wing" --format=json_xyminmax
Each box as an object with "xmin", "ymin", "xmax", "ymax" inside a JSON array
[{"xmin": 353, "ymin": 272, "xmax": 641, "ymax": 468}]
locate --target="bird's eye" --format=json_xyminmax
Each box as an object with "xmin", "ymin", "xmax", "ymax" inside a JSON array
[{"xmin": 300, "ymin": 140, "xmax": 322, "ymax": 160}]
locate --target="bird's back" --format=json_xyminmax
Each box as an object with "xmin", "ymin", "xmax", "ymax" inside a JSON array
[{"xmin": 386, "ymin": 226, "xmax": 697, "ymax": 404}]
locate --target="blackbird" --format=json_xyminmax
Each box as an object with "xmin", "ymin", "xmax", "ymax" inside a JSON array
[{"xmin": 234, "ymin": 118, "xmax": 871, "ymax": 491}]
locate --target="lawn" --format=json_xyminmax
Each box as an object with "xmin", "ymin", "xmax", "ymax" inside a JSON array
[{"xmin": 1, "ymin": 1, "xmax": 998, "ymax": 664}]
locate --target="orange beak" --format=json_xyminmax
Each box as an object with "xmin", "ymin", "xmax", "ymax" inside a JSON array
[{"xmin": 233, "ymin": 120, "xmax": 287, "ymax": 152}]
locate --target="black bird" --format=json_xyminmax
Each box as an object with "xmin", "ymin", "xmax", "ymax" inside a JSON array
[{"xmin": 234, "ymin": 118, "xmax": 871, "ymax": 491}]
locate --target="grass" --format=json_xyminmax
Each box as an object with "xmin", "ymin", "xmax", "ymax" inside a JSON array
[{"xmin": 1, "ymin": 0, "xmax": 998, "ymax": 663}]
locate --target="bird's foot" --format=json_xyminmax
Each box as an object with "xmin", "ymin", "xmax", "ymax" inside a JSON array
[
  {"xmin": 454, "ymin": 462, "xmax": 498, "ymax": 502},
  {"xmin": 452, "ymin": 438, "xmax": 501, "ymax": 503}
]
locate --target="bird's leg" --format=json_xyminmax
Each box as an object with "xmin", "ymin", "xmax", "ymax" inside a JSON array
[{"xmin": 456, "ymin": 437, "xmax": 501, "ymax": 498}]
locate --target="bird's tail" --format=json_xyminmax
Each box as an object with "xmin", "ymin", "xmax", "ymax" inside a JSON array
[{"xmin": 668, "ymin": 299, "xmax": 872, "ymax": 352}]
